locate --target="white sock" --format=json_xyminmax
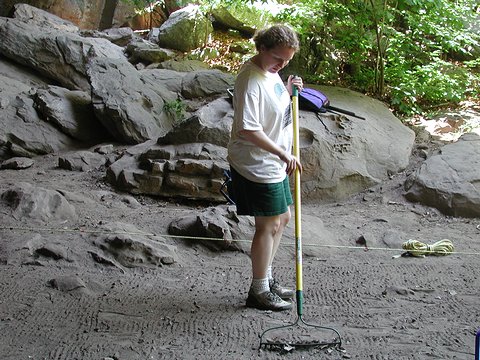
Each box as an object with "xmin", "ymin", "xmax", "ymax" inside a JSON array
[
  {"xmin": 267, "ymin": 266, "xmax": 273, "ymax": 282},
  {"xmin": 251, "ymin": 278, "xmax": 269, "ymax": 294}
]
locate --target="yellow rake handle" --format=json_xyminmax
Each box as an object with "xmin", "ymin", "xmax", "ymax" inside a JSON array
[{"xmin": 292, "ymin": 86, "xmax": 304, "ymax": 316}]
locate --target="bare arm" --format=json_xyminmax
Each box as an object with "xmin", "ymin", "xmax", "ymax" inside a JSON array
[{"xmin": 239, "ymin": 129, "xmax": 302, "ymax": 176}]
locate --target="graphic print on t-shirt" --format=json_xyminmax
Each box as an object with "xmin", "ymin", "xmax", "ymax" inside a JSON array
[
  {"xmin": 282, "ymin": 104, "xmax": 292, "ymax": 129},
  {"xmin": 273, "ymin": 82, "xmax": 291, "ymax": 130},
  {"xmin": 274, "ymin": 83, "xmax": 285, "ymax": 98}
]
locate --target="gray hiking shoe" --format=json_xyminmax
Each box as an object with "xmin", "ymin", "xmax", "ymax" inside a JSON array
[
  {"xmin": 246, "ymin": 290, "xmax": 292, "ymax": 311},
  {"xmin": 270, "ymin": 278, "xmax": 295, "ymax": 299}
]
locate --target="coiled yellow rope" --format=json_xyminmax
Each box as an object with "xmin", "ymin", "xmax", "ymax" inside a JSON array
[{"xmin": 402, "ymin": 239, "xmax": 454, "ymax": 257}]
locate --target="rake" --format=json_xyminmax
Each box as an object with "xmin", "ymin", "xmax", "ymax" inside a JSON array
[{"xmin": 259, "ymin": 85, "xmax": 342, "ymax": 352}]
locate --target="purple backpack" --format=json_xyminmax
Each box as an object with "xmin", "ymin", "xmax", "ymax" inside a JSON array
[
  {"xmin": 298, "ymin": 88, "xmax": 330, "ymax": 113},
  {"xmin": 298, "ymin": 87, "xmax": 366, "ymax": 120}
]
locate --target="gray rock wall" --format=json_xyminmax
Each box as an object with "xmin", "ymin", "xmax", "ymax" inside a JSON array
[
  {"xmin": 405, "ymin": 133, "xmax": 480, "ymax": 218},
  {"xmin": 1, "ymin": 0, "xmax": 135, "ymax": 30}
]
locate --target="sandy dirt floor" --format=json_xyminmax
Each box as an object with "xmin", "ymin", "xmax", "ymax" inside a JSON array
[{"xmin": 1, "ymin": 127, "xmax": 480, "ymax": 360}]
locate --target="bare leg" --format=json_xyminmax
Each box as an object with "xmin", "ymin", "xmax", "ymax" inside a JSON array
[
  {"xmin": 251, "ymin": 209, "xmax": 291, "ymax": 279},
  {"xmin": 251, "ymin": 215, "xmax": 282, "ymax": 279},
  {"xmin": 247, "ymin": 211, "xmax": 294, "ymax": 310},
  {"xmin": 269, "ymin": 208, "xmax": 291, "ymax": 267}
]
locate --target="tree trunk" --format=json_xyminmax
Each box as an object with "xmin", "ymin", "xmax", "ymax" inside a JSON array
[{"xmin": 99, "ymin": 0, "xmax": 118, "ymax": 30}]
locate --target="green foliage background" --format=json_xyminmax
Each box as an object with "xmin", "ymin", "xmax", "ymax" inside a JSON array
[
  {"xmin": 124, "ymin": 0, "xmax": 480, "ymax": 116},
  {"xmin": 273, "ymin": 0, "xmax": 480, "ymax": 115}
]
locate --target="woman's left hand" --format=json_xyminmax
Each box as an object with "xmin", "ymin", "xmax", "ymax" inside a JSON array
[
  {"xmin": 279, "ymin": 152, "xmax": 303, "ymax": 176},
  {"xmin": 287, "ymin": 75, "xmax": 303, "ymax": 95}
]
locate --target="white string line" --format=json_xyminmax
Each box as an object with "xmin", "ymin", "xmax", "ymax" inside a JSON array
[{"xmin": 1, "ymin": 225, "xmax": 479, "ymax": 256}]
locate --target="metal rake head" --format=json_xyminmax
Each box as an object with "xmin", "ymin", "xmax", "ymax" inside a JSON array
[
  {"xmin": 259, "ymin": 316, "xmax": 342, "ymax": 352},
  {"xmin": 260, "ymin": 338, "xmax": 342, "ymax": 352}
]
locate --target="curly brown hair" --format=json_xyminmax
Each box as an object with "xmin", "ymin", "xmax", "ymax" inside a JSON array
[{"xmin": 253, "ymin": 24, "xmax": 300, "ymax": 52}]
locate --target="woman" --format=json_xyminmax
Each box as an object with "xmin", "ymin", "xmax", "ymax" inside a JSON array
[{"xmin": 227, "ymin": 24, "xmax": 303, "ymax": 311}]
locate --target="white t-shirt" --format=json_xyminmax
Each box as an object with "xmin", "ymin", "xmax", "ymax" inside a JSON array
[{"xmin": 227, "ymin": 60, "xmax": 293, "ymax": 183}]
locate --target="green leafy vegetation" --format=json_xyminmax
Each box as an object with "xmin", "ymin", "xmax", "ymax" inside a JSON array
[
  {"xmin": 163, "ymin": 99, "xmax": 187, "ymax": 124},
  {"xmin": 274, "ymin": 0, "xmax": 479, "ymax": 115}
]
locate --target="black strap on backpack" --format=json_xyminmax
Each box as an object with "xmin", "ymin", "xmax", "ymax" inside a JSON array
[
  {"xmin": 220, "ymin": 169, "xmax": 235, "ymax": 205},
  {"xmin": 298, "ymin": 87, "xmax": 366, "ymax": 120}
]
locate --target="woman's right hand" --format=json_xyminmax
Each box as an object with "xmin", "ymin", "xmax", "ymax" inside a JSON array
[{"xmin": 287, "ymin": 75, "xmax": 304, "ymax": 96}]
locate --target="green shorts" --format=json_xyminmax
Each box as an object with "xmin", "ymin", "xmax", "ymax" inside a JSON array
[{"xmin": 230, "ymin": 167, "xmax": 293, "ymax": 217}]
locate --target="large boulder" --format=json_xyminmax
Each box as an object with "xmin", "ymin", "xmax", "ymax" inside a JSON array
[
  {"xmin": 181, "ymin": 70, "xmax": 235, "ymax": 99},
  {"xmin": 58, "ymin": 150, "xmax": 108, "ymax": 172},
  {"xmin": 0, "ymin": 16, "xmax": 126, "ymax": 91},
  {"xmin": 152, "ymin": 59, "xmax": 210, "ymax": 72},
  {"xmin": 91, "ymin": 221, "xmax": 178, "ymax": 268},
  {"xmin": 168, "ymin": 205, "xmax": 253, "ymax": 252},
  {"xmin": 34, "ymin": 86, "xmax": 111, "ymax": 144},
  {"xmin": 87, "ymin": 59, "xmax": 234, "ymax": 144},
  {"xmin": 0, "ymin": 75, "xmax": 78, "ymax": 159},
  {"xmin": 0, "ymin": 157, "xmax": 35, "ymax": 170},
  {"xmin": 297, "ymin": 86, "xmax": 415, "ymax": 202},
  {"xmin": 1, "ymin": 2, "xmax": 135, "ymax": 30},
  {"xmin": 156, "ymin": 5, "xmax": 213, "ymax": 52},
  {"xmin": 126, "ymin": 40, "xmax": 177, "ymax": 64},
  {"xmin": 1, "ymin": 182, "xmax": 77, "ymax": 222},
  {"xmin": 139, "ymin": 68, "xmax": 187, "ymax": 95},
  {"xmin": 87, "ymin": 57, "xmax": 178, "ymax": 144},
  {"xmin": 106, "ymin": 142, "xmax": 229, "ymax": 202},
  {"xmin": 0, "ymin": 57, "xmax": 49, "ymax": 89},
  {"xmin": 210, "ymin": 4, "xmax": 268, "ymax": 36},
  {"xmin": 404, "ymin": 133, "xmax": 480, "ymax": 218},
  {"xmin": 158, "ymin": 97, "xmax": 233, "ymax": 146},
  {"xmin": 80, "ymin": 27, "xmax": 139, "ymax": 47},
  {"xmin": 12, "ymin": 3, "xmax": 79, "ymax": 32}
]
